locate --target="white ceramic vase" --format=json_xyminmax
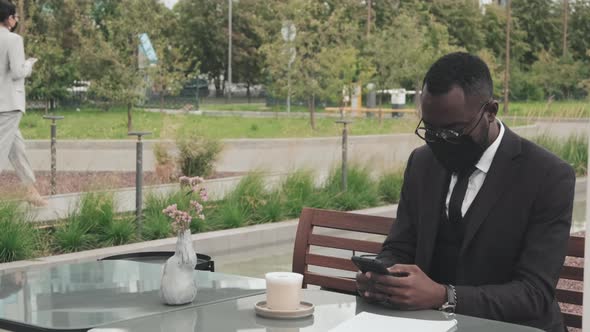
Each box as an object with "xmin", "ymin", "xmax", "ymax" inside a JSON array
[{"xmin": 160, "ymin": 229, "xmax": 198, "ymax": 305}]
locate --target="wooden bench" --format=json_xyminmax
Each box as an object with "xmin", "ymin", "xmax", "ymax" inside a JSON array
[
  {"xmin": 292, "ymin": 208, "xmax": 584, "ymax": 329},
  {"xmin": 292, "ymin": 207, "xmax": 394, "ymax": 293},
  {"xmin": 557, "ymin": 236, "xmax": 584, "ymax": 329}
]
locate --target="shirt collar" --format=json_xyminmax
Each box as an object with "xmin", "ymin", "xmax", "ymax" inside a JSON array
[{"xmin": 475, "ymin": 120, "xmax": 505, "ymax": 174}]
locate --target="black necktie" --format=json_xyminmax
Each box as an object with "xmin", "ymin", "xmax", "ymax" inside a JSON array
[{"xmin": 448, "ymin": 167, "xmax": 477, "ymax": 223}]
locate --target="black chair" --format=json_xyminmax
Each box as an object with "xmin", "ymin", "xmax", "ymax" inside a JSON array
[{"xmin": 99, "ymin": 251, "xmax": 215, "ymax": 272}]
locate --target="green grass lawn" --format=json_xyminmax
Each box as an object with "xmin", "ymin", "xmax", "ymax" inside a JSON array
[
  {"xmin": 20, "ymin": 107, "xmax": 421, "ymax": 140},
  {"xmin": 19, "ymin": 103, "xmax": 541, "ymax": 140},
  {"xmin": 153, "ymin": 100, "xmax": 590, "ymax": 117},
  {"xmin": 505, "ymin": 100, "xmax": 589, "ymax": 118},
  {"xmin": 200, "ymin": 103, "xmax": 314, "ymax": 113}
]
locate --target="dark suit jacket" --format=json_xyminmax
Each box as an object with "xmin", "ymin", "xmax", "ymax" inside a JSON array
[{"xmin": 377, "ymin": 127, "xmax": 576, "ymax": 332}]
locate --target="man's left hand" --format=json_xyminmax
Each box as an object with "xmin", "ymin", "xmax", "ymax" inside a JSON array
[{"xmin": 363, "ymin": 264, "xmax": 447, "ymax": 310}]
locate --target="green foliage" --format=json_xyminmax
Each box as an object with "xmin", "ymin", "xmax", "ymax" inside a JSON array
[
  {"xmin": 210, "ymin": 200, "xmax": 250, "ymax": 230},
  {"xmin": 531, "ymin": 52, "xmax": 588, "ymax": 100},
  {"xmin": 430, "ymin": 0, "xmax": 485, "ymax": 52},
  {"xmin": 176, "ymin": 136, "xmax": 222, "ymax": 177},
  {"xmin": 569, "ymin": 1, "xmax": 590, "ymax": 61},
  {"xmin": 143, "ymin": 192, "xmax": 174, "ymax": 239},
  {"xmin": 532, "ymin": 134, "xmax": 588, "ymax": 176},
  {"xmin": 366, "ymin": 12, "xmax": 456, "ymax": 98},
  {"xmin": 53, "ymin": 214, "xmax": 96, "ymax": 253},
  {"xmin": 100, "ymin": 216, "xmax": 136, "ymax": 246},
  {"xmin": 281, "ymin": 170, "xmax": 316, "ymax": 217},
  {"xmin": 143, "ymin": 213, "xmax": 172, "ymax": 240},
  {"xmin": 321, "ymin": 165, "xmax": 380, "ymax": 211},
  {"xmin": 0, "ymin": 203, "xmax": 37, "ymax": 263},
  {"xmin": 378, "ymin": 171, "xmax": 404, "ymax": 204},
  {"xmin": 254, "ymin": 192, "xmax": 284, "ymax": 224},
  {"xmin": 78, "ymin": 192, "xmax": 115, "ymax": 234}
]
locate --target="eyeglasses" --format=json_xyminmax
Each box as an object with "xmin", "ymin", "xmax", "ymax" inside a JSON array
[{"xmin": 415, "ymin": 100, "xmax": 492, "ymax": 144}]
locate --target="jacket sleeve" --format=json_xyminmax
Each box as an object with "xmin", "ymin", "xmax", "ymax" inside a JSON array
[
  {"xmin": 377, "ymin": 150, "xmax": 417, "ymax": 268},
  {"xmin": 8, "ymin": 34, "xmax": 33, "ymax": 80},
  {"xmin": 455, "ymin": 162, "xmax": 575, "ymax": 323}
]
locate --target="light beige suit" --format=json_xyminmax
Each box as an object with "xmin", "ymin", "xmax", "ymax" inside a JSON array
[{"xmin": 0, "ymin": 26, "xmax": 36, "ymax": 185}]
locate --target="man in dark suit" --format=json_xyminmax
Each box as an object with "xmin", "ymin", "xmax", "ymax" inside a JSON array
[{"xmin": 356, "ymin": 52, "xmax": 575, "ymax": 332}]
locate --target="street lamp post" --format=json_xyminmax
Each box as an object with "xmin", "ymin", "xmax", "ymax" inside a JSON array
[
  {"xmin": 228, "ymin": 0, "xmax": 233, "ymax": 101},
  {"xmin": 281, "ymin": 22, "xmax": 296, "ymax": 113}
]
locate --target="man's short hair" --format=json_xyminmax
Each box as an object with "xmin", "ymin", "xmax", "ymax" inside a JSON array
[
  {"xmin": 423, "ymin": 52, "xmax": 493, "ymax": 99},
  {"xmin": 0, "ymin": 0, "xmax": 15, "ymax": 23}
]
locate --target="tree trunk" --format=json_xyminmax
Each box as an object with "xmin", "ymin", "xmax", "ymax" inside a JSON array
[
  {"xmin": 214, "ymin": 77, "xmax": 222, "ymax": 97},
  {"xmin": 309, "ymin": 94, "xmax": 316, "ymax": 130},
  {"xmin": 160, "ymin": 92, "xmax": 164, "ymax": 112},
  {"xmin": 247, "ymin": 82, "xmax": 251, "ymax": 103},
  {"xmin": 45, "ymin": 99, "xmax": 49, "ymax": 115},
  {"xmin": 16, "ymin": 0, "xmax": 25, "ymax": 35},
  {"xmin": 127, "ymin": 103, "xmax": 133, "ymax": 132},
  {"xmin": 503, "ymin": 0, "xmax": 511, "ymax": 114}
]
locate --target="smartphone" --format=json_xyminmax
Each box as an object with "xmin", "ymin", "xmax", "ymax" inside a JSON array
[{"xmin": 351, "ymin": 256, "xmax": 409, "ymax": 277}]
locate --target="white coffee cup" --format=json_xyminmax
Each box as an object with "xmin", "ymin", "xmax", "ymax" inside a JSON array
[{"xmin": 265, "ymin": 272, "xmax": 303, "ymax": 311}]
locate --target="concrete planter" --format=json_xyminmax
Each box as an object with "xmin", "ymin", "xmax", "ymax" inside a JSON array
[
  {"xmin": 32, "ymin": 173, "xmax": 286, "ymax": 223},
  {"xmin": 0, "ymin": 205, "xmax": 397, "ymax": 273}
]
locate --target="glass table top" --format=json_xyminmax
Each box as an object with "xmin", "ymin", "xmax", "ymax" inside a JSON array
[
  {"xmin": 0, "ymin": 260, "xmax": 265, "ymax": 331},
  {"xmin": 90, "ymin": 289, "xmax": 543, "ymax": 332}
]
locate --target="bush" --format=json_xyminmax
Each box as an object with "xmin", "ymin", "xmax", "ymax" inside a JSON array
[
  {"xmin": 78, "ymin": 192, "xmax": 115, "ymax": 233},
  {"xmin": 53, "ymin": 214, "xmax": 96, "ymax": 253},
  {"xmin": 532, "ymin": 134, "xmax": 588, "ymax": 176},
  {"xmin": 254, "ymin": 192, "xmax": 284, "ymax": 223},
  {"xmin": 153, "ymin": 142, "xmax": 174, "ymax": 165},
  {"xmin": 281, "ymin": 170, "xmax": 316, "ymax": 218},
  {"xmin": 143, "ymin": 213, "xmax": 172, "ymax": 240},
  {"xmin": 177, "ymin": 136, "xmax": 222, "ymax": 177},
  {"xmin": 378, "ymin": 171, "xmax": 404, "ymax": 204},
  {"xmin": 321, "ymin": 165, "xmax": 380, "ymax": 211},
  {"xmin": 143, "ymin": 193, "xmax": 174, "ymax": 240},
  {"xmin": 210, "ymin": 200, "xmax": 249, "ymax": 229},
  {"xmin": 101, "ymin": 216, "xmax": 136, "ymax": 246},
  {"xmin": 0, "ymin": 203, "xmax": 37, "ymax": 263}
]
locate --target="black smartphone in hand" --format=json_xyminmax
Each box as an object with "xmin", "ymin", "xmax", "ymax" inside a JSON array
[{"xmin": 351, "ymin": 256, "xmax": 409, "ymax": 277}]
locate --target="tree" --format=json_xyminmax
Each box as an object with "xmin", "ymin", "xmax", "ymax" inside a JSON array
[
  {"xmin": 261, "ymin": 0, "xmax": 366, "ymax": 129},
  {"xmin": 175, "ymin": 0, "xmax": 227, "ymax": 96},
  {"xmin": 569, "ymin": 0, "xmax": 590, "ymax": 61},
  {"xmin": 80, "ymin": 0, "xmax": 180, "ymax": 131},
  {"xmin": 366, "ymin": 13, "xmax": 457, "ymax": 106},
  {"xmin": 531, "ymin": 51, "xmax": 587, "ymax": 99},
  {"xmin": 228, "ymin": 0, "xmax": 271, "ymax": 101},
  {"xmin": 480, "ymin": 3, "xmax": 528, "ymax": 63},
  {"xmin": 23, "ymin": 0, "xmax": 87, "ymax": 112},
  {"xmin": 430, "ymin": 0, "xmax": 485, "ymax": 53},
  {"xmin": 511, "ymin": 0, "xmax": 562, "ymax": 65}
]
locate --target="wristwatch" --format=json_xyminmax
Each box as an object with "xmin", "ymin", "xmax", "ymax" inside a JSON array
[{"xmin": 439, "ymin": 284, "xmax": 457, "ymax": 314}]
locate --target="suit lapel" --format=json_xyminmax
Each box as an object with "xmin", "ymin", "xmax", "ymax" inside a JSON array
[
  {"xmin": 418, "ymin": 161, "xmax": 449, "ymax": 274},
  {"xmin": 459, "ymin": 127, "xmax": 522, "ymax": 256}
]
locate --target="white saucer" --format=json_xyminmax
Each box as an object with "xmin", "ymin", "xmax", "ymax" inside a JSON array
[{"xmin": 254, "ymin": 301, "xmax": 315, "ymax": 319}]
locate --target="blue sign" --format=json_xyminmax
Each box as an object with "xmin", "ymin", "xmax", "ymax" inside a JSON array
[{"xmin": 138, "ymin": 33, "xmax": 158, "ymax": 65}]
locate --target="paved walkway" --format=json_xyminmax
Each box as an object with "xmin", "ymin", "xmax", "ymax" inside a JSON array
[{"xmin": 16, "ymin": 122, "xmax": 562, "ymax": 173}]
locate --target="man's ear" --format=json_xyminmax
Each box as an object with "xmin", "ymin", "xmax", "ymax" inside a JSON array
[{"xmin": 486, "ymin": 100, "xmax": 499, "ymax": 122}]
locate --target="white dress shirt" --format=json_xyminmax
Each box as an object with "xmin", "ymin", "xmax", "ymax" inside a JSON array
[{"xmin": 445, "ymin": 120, "xmax": 505, "ymax": 217}]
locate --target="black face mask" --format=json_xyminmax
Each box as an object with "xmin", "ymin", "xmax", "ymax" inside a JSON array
[
  {"xmin": 9, "ymin": 21, "xmax": 18, "ymax": 32},
  {"xmin": 427, "ymin": 134, "xmax": 486, "ymax": 173}
]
